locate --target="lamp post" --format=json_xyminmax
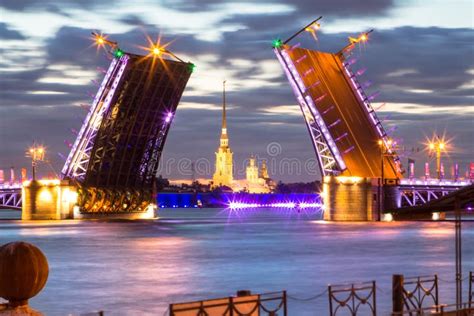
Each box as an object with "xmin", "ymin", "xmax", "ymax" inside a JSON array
[
  {"xmin": 378, "ymin": 139, "xmax": 394, "ymax": 220},
  {"xmin": 282, "ymin": 16, "xmax": 323, "ymax": 45},
  {"xmin": 28, "ymin": 145, "xmax": 45, "ymax": 181},
  {"xmin": 428, "ymin": 137, "xmax": 445, "ymax": 180},
  {"xmin": 455, "ymin": 197, "xmax": 462, "ymax": 311},
  {"xmin": 378, "ymin": 140, "xmax": 384, "ymax": 221}
]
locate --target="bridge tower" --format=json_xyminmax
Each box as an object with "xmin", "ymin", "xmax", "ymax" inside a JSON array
[{"xmin": 274, "ymin": 18, "xmax": 403, "ymax": 220}]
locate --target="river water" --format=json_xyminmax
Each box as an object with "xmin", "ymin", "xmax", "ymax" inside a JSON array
[{"xmin": 0, "ymin": 209, "xmax": 473, "ymax": 315}]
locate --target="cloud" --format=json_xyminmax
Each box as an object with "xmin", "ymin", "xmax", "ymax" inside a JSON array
[
  {"xmin": 262, "ymin": 105, "xmax": 300, "ymax": 116},
  {"xmin": 376, "ymin": 102, "xmax": 474, "ymax": 115},
  {"xmin": 0, "ymin": 22, "xmax": 26, "ymax": 40},
  {"xmin": 386, "ymin": 68, "xmax": 418, "ymax": 77},
  {"xmin": 161, "ymin": 0, "xmax": 394, "ymax": 17},
  {"xmin": 179, "ymin": 102, "xmax": 225, "ymax": 111}
]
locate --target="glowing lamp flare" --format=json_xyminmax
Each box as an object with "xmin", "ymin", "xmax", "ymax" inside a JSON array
[
  {"xmin": 28, "ymin": 145, "xmax": 46, "ymax": 161},
  {"xmin": 92, "ymin": 32, "xmax": 116, "ymax": 48},
  {"xmin": 152, "ymin": 46, "xmax": 163, "ymax": 56},
  {"xmin": 305, "ymin": 22, "xmax": 320, "ymax": 32},
  {"xmin": 428, "ymin": 138, "xmax": 447, "ymax": 151},
  {"xmin": 349, "ymin": 30, "xmax": 372, "ymax": 44}
]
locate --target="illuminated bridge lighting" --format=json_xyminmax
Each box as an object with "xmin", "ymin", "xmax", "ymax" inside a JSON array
[
  {"xmin": 114, "ymin": 49, "xmax": 124, "ymax": 58},
  {"xmin": 272, "ymin": 38, "xmax": 283, "ymax": 49},
  {"xmin": 228, "ymin": 201, "xmax": 323, "ymax": 209},
  {"xmin": 152, "ymin": 46, "xmax": 163, "ymax": 56},
  {"xmin": 399, "ymin": 179, "xmax": 471, "ymax": 186}
]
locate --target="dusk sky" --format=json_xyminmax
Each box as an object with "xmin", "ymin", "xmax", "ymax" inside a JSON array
[{"xmin": 0, "ymin": 0, "xmax": 473, "ymax": 182}]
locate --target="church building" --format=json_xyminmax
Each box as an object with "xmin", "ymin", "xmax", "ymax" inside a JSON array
[{"xmin": 212, "ymin": 81, "xmax": 233, "ymax": 188}]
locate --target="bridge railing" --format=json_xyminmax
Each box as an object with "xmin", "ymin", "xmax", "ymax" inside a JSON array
[
  {"xmin": 0, "ymin": 182, "xmax": 22, "ymax": 190},
  {"xmin": 400, "ymin": 179, "xmax": 472, "ymax": 187},
  {"xmin": 0, "ymin": 187, "xmax": 22, "ymax": 210}
]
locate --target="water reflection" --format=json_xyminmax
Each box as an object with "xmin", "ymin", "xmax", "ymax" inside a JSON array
[{"xmin": 0, "ymin": 208, "xmax": 472, "ymax": 316}]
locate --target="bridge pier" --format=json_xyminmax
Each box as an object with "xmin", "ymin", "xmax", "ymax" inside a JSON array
[
  {"xmin": 323, "ymin": 176, "xmax": 400, "ymax": 221},
  {"xmin": 21, "ymin": 180, "xmax": 157, "ymax": 220},
  {"xmin": 22, "ymin": 180, "xmax": 77, "ymax": 220}
]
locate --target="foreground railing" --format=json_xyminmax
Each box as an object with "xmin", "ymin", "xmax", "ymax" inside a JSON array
[
  {"xmin": 470, "ymin": 271, "xmax": 474, "ymax": 309},
  {"xmin": 391, "ymin": 303, "xmax": 473, "ymax": 316},
  {"xmin": 328, "ymin": 281, "xmax": 376, "ymax": 316},
  {"xmin": 166, "ymin": 272, "xmax": 474, "ymax": 316},
  {"xmin": 169, "ymin": 290, "xmax": 287, "ymax": 316},
  {"xmin": 393, "ymin": 274, "xmax": 439, "ymax": 312}
]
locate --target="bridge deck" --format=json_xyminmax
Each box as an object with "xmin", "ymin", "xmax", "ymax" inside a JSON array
[
  {"xmin": 288, "ymin": 47, "xmax": 400, "ymax": 179},
  {"xmin": 388, "ymin": 184, "xmax": 474, "ymax": 215}
]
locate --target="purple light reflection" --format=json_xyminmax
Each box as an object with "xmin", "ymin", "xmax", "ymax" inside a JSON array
[{"xmin": 228, "ymin": 201, "xmax": 323, "ymax": 210}]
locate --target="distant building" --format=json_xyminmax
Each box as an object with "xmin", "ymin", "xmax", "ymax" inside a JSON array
[
  {"xmin": 246, "ymin": 156, "xmax": 259, "ymax": 184},
  {"xmin": 242, "ymin": 156, "xmax": 272, "ymax": 193},
  {"xmin": 210, "ymin": 81, "xmax": 275, "ymax": 193},
  {"xmin": 212, "ymin": 81, "xmax": 233, "ymax": 188},
  {"xmin": 260, "ymin": 160, "xmax": 269, "ymax": 180}
]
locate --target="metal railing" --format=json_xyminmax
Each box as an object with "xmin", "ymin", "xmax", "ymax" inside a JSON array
[
  {"xmin": 59, "ymin": 272, "xmax": 474, "ymax": 316},
  {"xmin": 169, "ymin": 291, "xmax": 287, "ymax": 316},
  {"xmin": 391, "ymin": 302, "xmax": 473, "ymax": 315},
  {"xmin": 328, "ymin": 281, "xmax": 376, "ymax": 316},
  {"xmin": 396, "ymin": 274, "xmax": 439, "ymax": 312}
]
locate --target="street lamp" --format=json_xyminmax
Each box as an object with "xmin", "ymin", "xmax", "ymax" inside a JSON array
[
  {"xmin": 27, "ymin": 144, "xmax": 45, "ymax": 181},
  {"xmin": 145, "ymin": 42, "xmax": 186, "ymax": 63},
  {"xmin": 92, "ymin": 32, "xmax": 117, "ymax": 48},
  {"xmin": 281, "ymin": 16, "xmax": 323, "ymax": 45},
  {"xmin": 428, "ymin": 136, "xmax": 446, "ymax": 180},
  {"xmin": 378, "ymin": 140, "xmax": 385, "ymax": 220},
  {"xmin": 378, "ymin": 138, "xmax": 395, "ymax": 220},
  {"xmin": 152, "ymin": 46, "xmax": 163, "ymax": 56}
]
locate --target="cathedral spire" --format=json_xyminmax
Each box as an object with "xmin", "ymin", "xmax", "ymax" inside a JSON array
[
  {"xmin": 219, "ymin": 80, "xmax": 228, "ymax": 147},
  {"xmin": 213, "ymin": 80, "xmax": 233, "ymax": 188},
  {"xmin": 222, "ymin": 80, "xmax": 227, "ymax": 132}
]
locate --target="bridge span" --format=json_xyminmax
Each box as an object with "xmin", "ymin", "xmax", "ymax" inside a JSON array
[
  {"xmin": 1, "ymin": 35, "xmax": 194, "ymax": 219},
  {"xmin": 399, "ymin": 179, "xmax": 472, "ymax": 208},
  {"xmin": 0, "ymin": 183, "xmax": 21, "ymax": 210},
  {"xmin": 274, "ymin": 18, "xmax": 472, "ymax": 220},
  {"xmin": 388, "ymin": 184, "xmax": 474, "ymax": 220}
]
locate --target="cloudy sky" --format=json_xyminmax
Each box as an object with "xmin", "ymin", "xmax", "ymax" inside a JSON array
[{"xmin": 0, "ymin": 0, "xmax": 473, "ymax": 182}]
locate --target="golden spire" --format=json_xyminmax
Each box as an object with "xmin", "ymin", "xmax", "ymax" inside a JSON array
[
  {"xmin": 220, "ymin": 80, "xmax": 228, "ymax": 146},
  {"xmin": 222, "ymin": 80, "xmax": 227, "ymax": 131}
]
